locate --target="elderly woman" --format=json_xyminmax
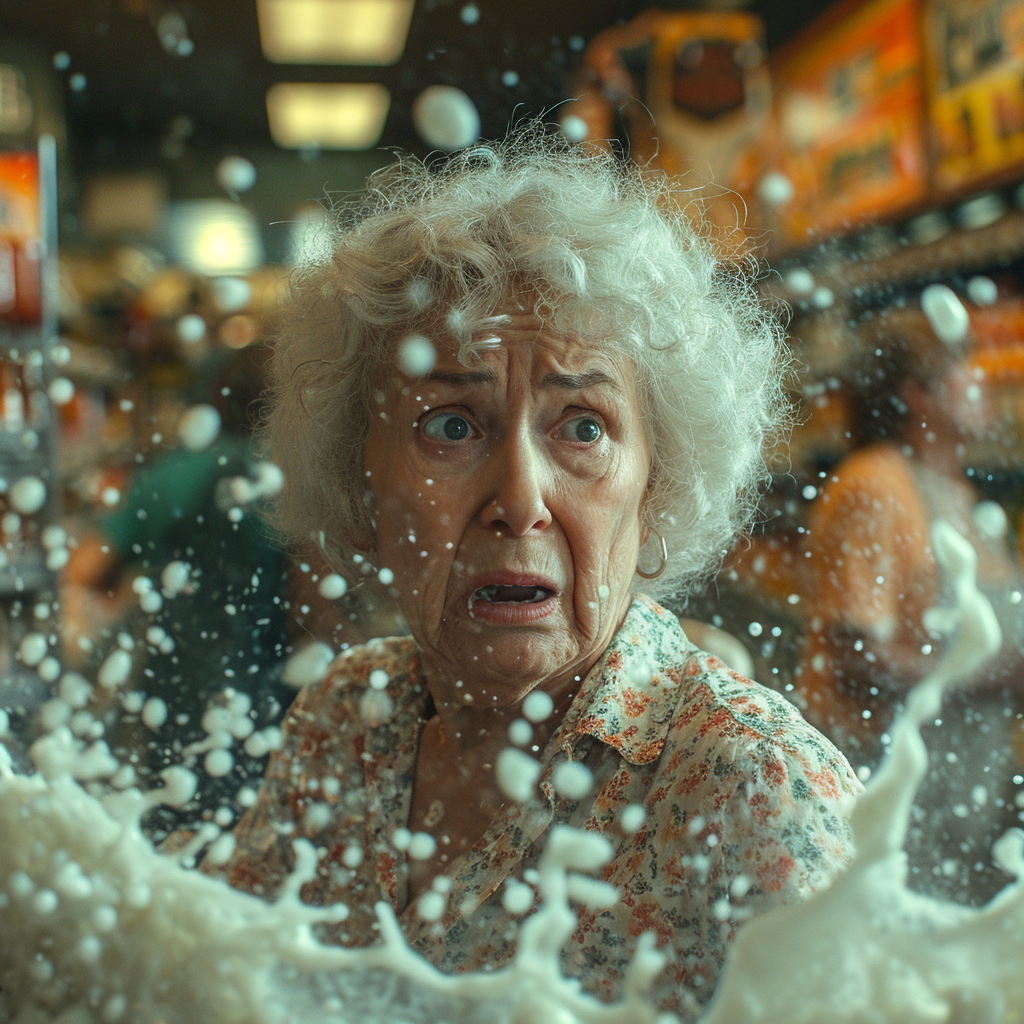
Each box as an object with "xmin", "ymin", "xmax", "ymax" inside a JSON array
[{"xmin": 209, "ymin": 132, "xmax": 860, "ymax": 1020}]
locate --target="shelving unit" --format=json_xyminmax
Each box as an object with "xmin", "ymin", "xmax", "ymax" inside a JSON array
[{"xmin": 0, "ymin": 136, "xmax": 62, "ymax": 759}]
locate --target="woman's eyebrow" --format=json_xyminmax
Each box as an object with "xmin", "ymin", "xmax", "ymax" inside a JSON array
[
  {"xmin": 423, "ymin": 369, "xmax": 497, "ymax": 386},
  {"xmin": 540, "ymin": 369, "xmax": 621, "ymax": 393}
]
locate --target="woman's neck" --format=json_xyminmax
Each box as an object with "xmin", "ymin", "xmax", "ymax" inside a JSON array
[{"xmin": 425, "ymin": 674, "xmax": 581, "ymax": 760}]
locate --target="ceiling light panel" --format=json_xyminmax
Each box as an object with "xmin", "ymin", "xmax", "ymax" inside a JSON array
[
  {"xmin": 266, "ymin": 82, "xmax": 391, "ymax": 148},
  {"xmin": 257, "ymin": 0, "xmax": 415, "ymax": 65}
]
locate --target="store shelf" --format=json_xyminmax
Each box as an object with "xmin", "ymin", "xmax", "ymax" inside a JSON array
[{"xmin": 770, "ymin": 208, "xmax": 1024, "ymax": 306}]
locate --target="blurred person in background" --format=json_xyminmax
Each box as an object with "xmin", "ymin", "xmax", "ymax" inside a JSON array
[{"xmin": 797, "ymin": 314, "xmax": 1024, "ymax": 902}]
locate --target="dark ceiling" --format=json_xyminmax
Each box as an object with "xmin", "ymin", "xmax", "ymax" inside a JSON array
[
  {"xmin": 0, "ymin": 0, "xmax": 833, "ymax": 252},
  {"xmin": 1, "ymin": 0, "xmax": 832, "ymax": 152}
]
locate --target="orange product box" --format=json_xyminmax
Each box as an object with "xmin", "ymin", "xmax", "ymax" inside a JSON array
[{"xmin": 770, "ymin": 0, "xmax": 930, "ymax": 245}]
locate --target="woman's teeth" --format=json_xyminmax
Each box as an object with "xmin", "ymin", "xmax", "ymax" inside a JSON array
[{"xmin": 475, "ymin": 585, "xmax": 551, "ymax": 604}]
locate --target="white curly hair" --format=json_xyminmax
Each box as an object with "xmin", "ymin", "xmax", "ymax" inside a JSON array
[{"xmin": 264, "ymin": 125, "xmax": 791, "ymax": 601}]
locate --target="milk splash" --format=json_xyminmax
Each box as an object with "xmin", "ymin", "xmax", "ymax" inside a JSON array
[
  {"xmin": 1, "ymin": 520, "xmax": 1022, "ymax": 1023},
  {"xmin": 0, "ymin": 744, "xmax": 663, "ymax": 1022},
  {"xmin": 703, "ymin": 519, "xmax": 1024, "ymax": 1024}
]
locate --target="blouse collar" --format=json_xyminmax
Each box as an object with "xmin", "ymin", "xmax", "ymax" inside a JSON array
[{"xmin": 556, "ymin": 594, "xmax": 697, "ymax": 766}]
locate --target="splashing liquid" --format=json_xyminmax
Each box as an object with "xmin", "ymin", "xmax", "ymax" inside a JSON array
[{"xmin": 1, "ymin": 520, "xmax": 1022, "ymax": 1024}]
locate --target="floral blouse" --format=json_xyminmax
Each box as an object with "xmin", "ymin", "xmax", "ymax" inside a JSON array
[{"xmin": 208, "ymin": 595, "xmax": 861, "ymax": 1020}]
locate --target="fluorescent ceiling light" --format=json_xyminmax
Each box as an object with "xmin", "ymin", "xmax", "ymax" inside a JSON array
[
  {"xmin": 257, "ymin": 0, "xmax": 415, "ymax": 65},
  {"xmin": 266, "ymin": 83, "xmax": 390, "ymax": 149}
]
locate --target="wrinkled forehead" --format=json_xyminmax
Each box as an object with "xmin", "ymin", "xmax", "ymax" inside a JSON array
[{"xmin": 425, "ymin": 309, "xmax": 635, "ymax": 383}]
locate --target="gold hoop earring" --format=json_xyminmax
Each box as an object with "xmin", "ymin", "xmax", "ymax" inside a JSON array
[{"xmin": 636, "ymin": 530, "xmax": 668, "ymax": 580}]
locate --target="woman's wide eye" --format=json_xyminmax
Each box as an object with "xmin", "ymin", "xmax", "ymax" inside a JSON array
[
  {"xmin": 560, "ymin": 416, "xmax": 602, "ymax": 443},
  {"xmin": 422, "ymin": 413, "xmax": 473, "ymax": 441}
]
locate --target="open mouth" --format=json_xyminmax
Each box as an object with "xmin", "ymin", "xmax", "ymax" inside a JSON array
[{"xmin": 472, "ymin": 584, "xmax": 554, "ymax": 604}]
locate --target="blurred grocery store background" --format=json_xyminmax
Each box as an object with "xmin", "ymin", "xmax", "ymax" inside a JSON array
[{"xmin": 2, "ymin": 0, "xmax": 1024, "ymax": 893}]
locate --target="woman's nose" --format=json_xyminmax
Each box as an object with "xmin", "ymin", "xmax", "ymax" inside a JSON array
[{"xmin": 478, "ymin": 434, "xmax": 553, "ymax": 536}]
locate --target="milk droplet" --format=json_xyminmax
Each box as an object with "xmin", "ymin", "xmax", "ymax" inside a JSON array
[
  {"xmin": 243, "ymin": 731, "xmax": 269, "ymax": 757},
  {"xmin": 967, "ymin": 275, "xmax": 998, "ymax": 306},
  {"xmin": 47, "ymin": 377, "xmax": 74, "ymax": 404},
  {"xmin": 32, "ymin": 888, "xmax": 58, "ymax": 913},
  {"xmin": 973, "ymin": 500, "xmax": 1008, "ymax": 540},
  {"xmin": 502, "ymin": 70, "xmax": 519, "ymax": 87},
  {"xmin": 282, "ymin": 642, "xmax": 334, "ymax": 688},
  {"xmin": 921, "ymin": 283, "xmax": 970, "ymax": 344},
  {"xmin": 41, "ymin": 524, "xmax": 66, "ymax": 549},
  {"xmin": 132, "ymin": 575, "xmax": 153, "ymax": 595},
  {"xmin": 560, "ymin": 115, "xmax": 589, "ymax": 143},
  {"xmin": 460, "ymin": 3, "xmax": 480, "ymax": 23},
  {"xmin": 522, "ymin": 690, "xmax": 554, "ymax": 723},
  {"xmin": 992, "ymin": 828, "xmax": 1024, "ymax": 878},
  {"xmin": 359, "ymin": 688, "xmax": 394, "ymax": 726},
  {"xmin": 546, "ymin": 824, "xmax": 614, "ymax": 872},
  {"xmin": 812, "ymin": 286, "xmax": 834, "ymax": 309},
  {"xmin": 45, "ymin": 546, "xmax": 69, "ymax": 570},
  {"xmin": 784, "ymin": 268, "xmax": 815, "ymax": 296},
  {"xmin": 9, "ymin": 476, "xmax": 46, "ymax": 514},
  {"xmin": 407, "ymin": 832, "xmax": 437, "ymax": 860},
  {"xmin": 97, "ymin": 649, "xmax": 132, "ymax": 689},
  {"xmin": 101, "ymin": 486, "xmax": 121, "ymax": 507},
  {"xmin": 417, "ymin": 889, "xmax": 446, "ymax": 921},
  {"xmin": 76, "ymin": 934, "xmax": 103, "ymax": 963},
  {"xmin": 397, "ymin": 335, "xmax": 437, "ymax": 376},
  {"xmin": 508, "ymin": 718, "xmax": 533, "ymax": 746},
  {"xmin": 757, "ymin": 171, "xmax": 795, "ymax": 206},
  {"xmin": 18, "ymin": 632, "xmax": 48, "ymax": 666},
  {"xmin": 176, "ymin": 313, "xmax": 207, "ymax": 344},
  {"xmin": 552, "ymin": 761, "xmax": 593, "ymax": 800},
  {"xmin": 566, "ymin": 874, "xmax": 619, "ymax": 909},
  {"xmin": 59, "ymin": 672, "xmax": 92, "ymax": 708},
  {"xmin": 161, "ymin": 560, "xmax": 191, "ymax": 596},
  {"xmin": 54, "ymin": 860, "xmax": 93, "ymax": 899},
  {"xmin": 204, "ymin": 748, "xmax": 234, "ymax": 778},
  {"xmin": 178, "ymin": 404, "xmax": 221, "ymax": 452},
  {"xmin": 251, "ymin": 460, "xmax": 285, "ymax": 497},
  {"xmin": 92, "ymin": 904, "xmax": 117, "ymax": 931},
  {"xmin": 317, "ymin": 573, "xmax": 347, "ymax": 599},
  {"xmin": 620, "ymin": 803, "xmax": 646, "ymax": 833},
  {"xmin": 39, "ymin": 698, "xmax": 70, "ymax": 731},
  {"xmin": 496, "ymin": 747, "xmax": 542, "ymax": 803},
  {"xmin": 206, "ymin": 831, "xmax": 237, "ymax": 866},
  {"xmin": 502, "ymin": 878, "xmax": 535, "ymax": 915},
  {"xmin": 38, "ymin": 656, "xmax": 61, "ymax": 682},
  {"xmin": 216, "ymin": 155, "xmax": 257, "ymax": 193},
  {"xmin": 141, "ymin": 697, "xmax": 168, "ymax": 731},
  {"xmin": 412, "ymin": 85, "xmax": 480, "ymax": 150}
]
